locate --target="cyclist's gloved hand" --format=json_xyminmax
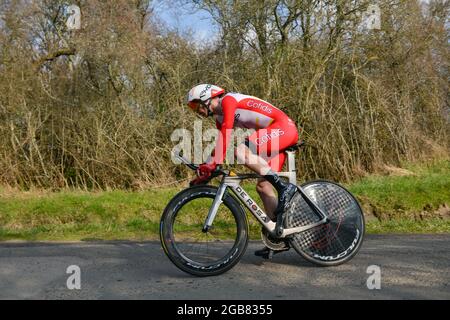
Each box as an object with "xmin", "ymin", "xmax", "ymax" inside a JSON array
[
  {"xmin": 189, "ymin": 175, "xmax": 210, "ymax": 186},
  {"xmin": 189, "ymin": 163, "xmax": 217, "ymax": 186},
  {"xmin": 197, "ymin": 163, "xmax": 217, "ymax": 177}
]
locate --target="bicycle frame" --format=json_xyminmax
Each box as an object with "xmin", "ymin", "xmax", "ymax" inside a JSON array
[
  {"xmin": 175, "ymin": 150, "xmax": 329, "ymax": 239},
  {"xmin": 205, "ymin": 174, "xmax": 328, "ymax": 238}
]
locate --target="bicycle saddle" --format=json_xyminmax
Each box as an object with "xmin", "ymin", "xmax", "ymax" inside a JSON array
[{"xmin": 284, "ymin": 141, "xmax": 306, "ymax": 152}]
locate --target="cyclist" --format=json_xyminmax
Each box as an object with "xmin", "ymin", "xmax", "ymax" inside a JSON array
[{"xmin": 186, "ymin": 84, "xmax": 300, "ymax": 258}]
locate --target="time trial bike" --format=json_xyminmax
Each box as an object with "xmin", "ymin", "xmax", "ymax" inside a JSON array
[{"xmin": 160, "ymin": 143, "xmax": 365, "ymax": 277}]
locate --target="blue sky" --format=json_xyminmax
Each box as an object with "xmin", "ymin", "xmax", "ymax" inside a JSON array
[
  {"xmin": 152, "ymin": 0, "xmax": 218, "ymax": 42},
  {"xmin": 151, "ymin": 0, "xmax": 435, "ymax": 42}
]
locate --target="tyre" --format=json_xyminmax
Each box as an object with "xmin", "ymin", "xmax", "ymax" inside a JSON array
[
  {"xmin": 285, "ymin": 180, "xmax": 365, "ymax": 266},
  {"xmin": 160, "ymin": 185, "xmax": 249, "ymax": 276}
]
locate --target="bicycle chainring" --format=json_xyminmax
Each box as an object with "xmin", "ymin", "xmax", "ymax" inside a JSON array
[{"xmin": 261, "ymin": 227, "xmax": 289, "ymax": 251}]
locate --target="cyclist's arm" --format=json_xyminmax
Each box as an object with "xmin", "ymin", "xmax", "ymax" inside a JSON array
[
  {"xmin": 204, "ymin": 120, "xmax": 222, "ymax": 164},
  {"xmin": 212, "ymin": 96, "xmax": 237, "ymax": 164},
  {"xmin": 215, "ymin": 119, "xmax": 222, "ymax": 130}
]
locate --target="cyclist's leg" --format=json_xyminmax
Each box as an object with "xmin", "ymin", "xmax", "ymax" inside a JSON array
[
  {"xmin": 235, "ymin": 142, "xmax": 272, "ymax": 176},
  {"xmin": 242, "ymin": 123, "xmax": 298, "ymax": 256},
  {"xmin": 256, "ymin": 178, "xmax": 277, "ymax": 220},
  {"xmin": 235, "ymin": 121, "xmax": 297, "ymax": 175},
  {"xmin": 236, "ymin": 121, "xmax": 298, "ymax": 211},
  {"xmin": 234, "ymin": 143, "xmax": 278, "ymax": 221},
  {"xmin": 235, "ymin": 144, "xmax": 283, "ymax": 220},
  {"xmin": 255, "ymin": 152, "xmax": 286, "ymax": 220},
  {"xmin": 254, "ymin": 153, "xmax": 292, "ymax": 258}
]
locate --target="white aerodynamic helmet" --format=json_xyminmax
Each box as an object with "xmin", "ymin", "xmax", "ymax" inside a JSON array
[{"xmin": 186, "ymin": 84, "xmax": 225, "ymax": 111}]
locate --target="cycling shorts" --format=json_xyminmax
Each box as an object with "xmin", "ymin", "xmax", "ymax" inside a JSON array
[{"xmin": 244, "ymin": 120, "xmax": 299, "ymax": 172}]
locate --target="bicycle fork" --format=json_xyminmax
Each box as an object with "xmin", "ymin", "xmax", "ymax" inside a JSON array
[{"xmin": 202, "ymin": 182, "xmax": 228, "ymax": 233}]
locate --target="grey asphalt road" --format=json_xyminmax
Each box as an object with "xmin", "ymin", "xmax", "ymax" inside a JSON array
[{"xmin": 0, "ymin": 235, "xmax": 449, "ymax": 300}]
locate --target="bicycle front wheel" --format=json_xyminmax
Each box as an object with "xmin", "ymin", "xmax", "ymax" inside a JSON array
[
  {"xmin": 286, "ymin": 180, "xmax": 365, "ymax": 266},
  {"xmin": 160, "ymin": 185, "xmax": 249, "ymax": 277}
]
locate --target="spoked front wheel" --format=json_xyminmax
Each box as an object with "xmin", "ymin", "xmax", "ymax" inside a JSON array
[
  {"xmin": 160, "ymin": 185, "xmax": 249, "ymax": 276},
  {"xmin": 285, "ymin": 180, "xmax": 365, "ymax": 266}
]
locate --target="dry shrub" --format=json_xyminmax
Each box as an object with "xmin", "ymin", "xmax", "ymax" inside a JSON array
[{"xmin": 0, "ymin": 0, "xmax": 448, "ymax": 189}]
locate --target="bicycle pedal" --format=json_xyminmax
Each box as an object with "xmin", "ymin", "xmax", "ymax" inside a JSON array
[
  {"xmin": 261, "ymin": 249, "xmax": 274, "ymax": 260},
  {"xmin": 265, "ymin": 248, "xmax": 290, "ymax": 260},
  {"xmin": 258, "ymin": 248, "xmax": 289, "ymax": 260}
]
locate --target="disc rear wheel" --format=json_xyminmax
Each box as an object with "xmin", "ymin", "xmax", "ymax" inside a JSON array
[{"xmin": 285, "ymin": 180, "xmax": 365, "ymax": 266}]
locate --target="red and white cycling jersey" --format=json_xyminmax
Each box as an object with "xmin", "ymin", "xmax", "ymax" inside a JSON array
[
  {"xmin": 215, "ymin": 93, "xmax": 292, "ymax": 130},
  {"xmin": 213, "ymin": 93, "xmax": 299, "ymax": 171}
]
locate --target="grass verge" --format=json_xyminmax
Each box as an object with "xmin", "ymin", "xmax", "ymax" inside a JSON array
[{"xmin": 0, "ymin": 160, "xmax": 449, "ymax": 241}]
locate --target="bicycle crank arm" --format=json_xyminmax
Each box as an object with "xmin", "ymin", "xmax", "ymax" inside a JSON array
[
  {"xmin": 279, "ymin": 217, "xmax": 328, "ymax": 238},
  {"xmin": 202, "ymin": 183, "xmax": 227, "ymax": 232}
]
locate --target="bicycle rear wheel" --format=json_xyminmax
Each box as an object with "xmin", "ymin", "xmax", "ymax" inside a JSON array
[
  {"xmin": 286, "ymin": 180, "xmax": 365, "ymax": 266},
  {"xmin": 160, "ymin": 185, "xmax": 248, "ymax": 276}
]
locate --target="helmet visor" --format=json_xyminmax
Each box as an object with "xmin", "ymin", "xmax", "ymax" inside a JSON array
[{"xmin": 188, "ymin": 100, "xmax": 201, "ymax": 111}]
